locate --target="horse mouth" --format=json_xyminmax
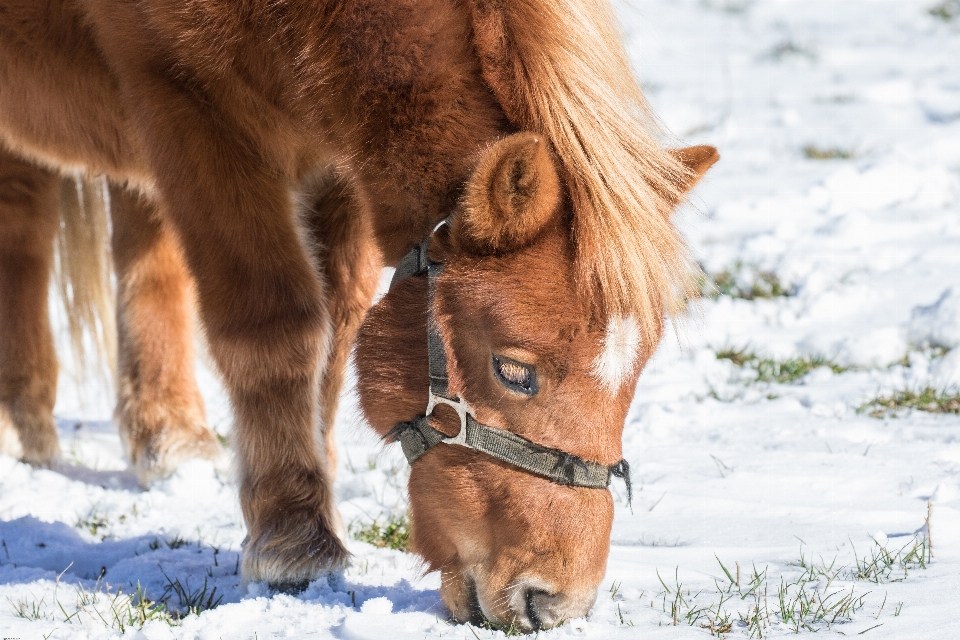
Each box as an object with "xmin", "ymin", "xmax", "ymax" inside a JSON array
[
  {"xmin": 525, "ymin": 588, "xmax": 545, "ymax": 630},
  {"xmin": 462, "ymin": 575, "xmax": 487, "ymax": 627},
  {"xmin": 459, "ymin": 574, "xmax": 547, "ymax": 633}
]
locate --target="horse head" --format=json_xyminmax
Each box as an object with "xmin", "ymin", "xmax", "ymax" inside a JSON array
[{"xmin": 356, "ymin": 133, "xmax": 716, "ymax": 630}]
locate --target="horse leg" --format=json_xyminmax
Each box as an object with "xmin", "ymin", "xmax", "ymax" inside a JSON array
[
  {"xmin": 304, "ymin": 177, "xmax": 382, "ymax": 473},
  {"xmin": 109, "ymin": 185, "xmax": 222, "ymax": 486},
  {"xmin": 126, "ymin": 113, "xmax": 349, "ymax": 585},
  {"xmin": 0, "ymin": 149, "xmax": 60, "ymax": 464},
  {"xmin": 175, "ymin": 190, "xmax": 345, "ymax": 586}
]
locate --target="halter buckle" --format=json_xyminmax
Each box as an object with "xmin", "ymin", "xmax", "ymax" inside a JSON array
[{"xmin": 425, "ymin": 391, "xmax": 475, "ymax": 449}]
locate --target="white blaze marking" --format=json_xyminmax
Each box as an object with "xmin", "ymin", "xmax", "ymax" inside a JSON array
[{"xmin": 592, "ymin": 316, "xmax": 641, "ymax": 392}]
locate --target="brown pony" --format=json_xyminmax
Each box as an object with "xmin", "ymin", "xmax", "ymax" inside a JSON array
[{"xmin": 0, "ymin": 0, "xmax": 716, "ymax": 631}]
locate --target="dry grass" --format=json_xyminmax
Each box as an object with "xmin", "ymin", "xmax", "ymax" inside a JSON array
[
  {"xmin": 765, "ymin": 40, "xmax": 817, "ymax": 62},
  {"xmin": 929, "ymin": 0, "xmax": 960, "ymax": 21},
  {"xmin": 860, "ymin": 386, "xmax": 960, "ymax": 418},
  {"xmin": 702, "ymin": 263, "xmax": 794, "ymax": 301},
  {"xmin": 716, "ymin": 348, "xmax": 850, "ymax": 384},
  {"xmin": 802, "ymin": 145, "xmax": 855, "ymax": 160},
  {"xmin": 8, "ymin": 575, "xmax": 176, "ymax": 632},
  {"xmin": 654, "ymin": 533, "xmax": 930, "ymax": 637}
]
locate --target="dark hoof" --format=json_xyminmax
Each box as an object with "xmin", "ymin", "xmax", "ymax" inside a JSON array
[{"xmin": 268, "ymin": 579, "xmax": 310, "ymax": 595}]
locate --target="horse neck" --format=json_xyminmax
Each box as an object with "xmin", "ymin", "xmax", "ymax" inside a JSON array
[
  {"xmin": 311, "ymin": 0, "xmax": 511, "ymax": 263},
  {"xmin": 109, "ymin": 0, "xmax": 509, "ymax": 263}
]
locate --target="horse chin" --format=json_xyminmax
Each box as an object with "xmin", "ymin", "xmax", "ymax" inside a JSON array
[{"xmin": 439, "ymin": 567, "xmax": 486, "ymax": 627}]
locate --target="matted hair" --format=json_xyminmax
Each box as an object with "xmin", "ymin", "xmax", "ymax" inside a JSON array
[{"xmin": 469, "ymin": 0, "xmax": 696, "ymax": 350}]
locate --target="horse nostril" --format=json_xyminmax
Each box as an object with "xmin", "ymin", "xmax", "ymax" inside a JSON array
[{"xmin": 525, "ymin": 588, "xmax": 547, "ymax": 631}]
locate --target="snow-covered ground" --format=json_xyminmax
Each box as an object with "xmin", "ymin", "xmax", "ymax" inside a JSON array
[{"xmin": 3, "ymin": 0, "xmax": 960, "ymax": 637}]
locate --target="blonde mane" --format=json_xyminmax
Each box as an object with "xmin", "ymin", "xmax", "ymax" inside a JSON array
[{"xmin": 469, "ymin": 0, "xmax": 696, "ymax": 350}]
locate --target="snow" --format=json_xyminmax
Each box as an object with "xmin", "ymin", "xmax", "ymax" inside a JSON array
[
  {"xmin": 909, "ymin": 289, "xmax": 960, "ymax": 350},
  {"xmin": 3, "ymin": 0, "xmax": 960, "ymax": 638}
]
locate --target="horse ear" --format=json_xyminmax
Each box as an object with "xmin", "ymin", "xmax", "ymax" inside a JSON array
[
  {"xmin": 456, "ymin": 133, "xmax": 561, "ymax": 255},
  {"xmin": 668, "ymin": 145, "xmax": 719, "ymax": 205}
]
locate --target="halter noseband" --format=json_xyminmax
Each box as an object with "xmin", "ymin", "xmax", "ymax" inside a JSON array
[{"xmin": 385, "ymin": 220, "xmax": 632, "ymax": 506}]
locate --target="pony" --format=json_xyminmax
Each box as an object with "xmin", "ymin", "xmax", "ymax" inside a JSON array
[
  {"xmin": 0, "ymin": 0, "xmax": 717, "ymax": 630},
  {"xmin": 0, "ymin": 157, "xmax": 222, "ymax": 481}
]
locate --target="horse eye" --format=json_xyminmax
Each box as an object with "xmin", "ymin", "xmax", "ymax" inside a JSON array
[{"xmin": 493, "ymin": 355, "xmax": 538, "ymax": 396}]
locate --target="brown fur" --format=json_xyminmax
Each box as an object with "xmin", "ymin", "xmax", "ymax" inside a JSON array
[
  {"xmin": 458, "ymin": 134, "xmax": 561, "ymax": 255},
  {"xmin": 667, "ymin": 145, "xmax": 721, "ymax": 207},
  {"xmin": 357, "ymin": 140, "xmax": 714, "ymax": 628},
  {"xmin": 110, "ymin": 185, "xmax": 222, "ymax": 486},
  {"xmin": 299, "ymin": 174, "xmax": 383, "ymax": 473},
  {"xmin": 0, "ymin": 149, "xmax": 61, "ymax": 463},
  {"xmin": 0, "ymin": 0, "xmax": 716, "ymax": 623},
  {"xmin": 0, "ymin": 140, "xmax": 223, "ymax": 483}
]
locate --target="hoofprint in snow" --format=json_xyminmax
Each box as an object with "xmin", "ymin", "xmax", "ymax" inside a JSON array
[{"xmin": 2, "ymin": 0, "xmax": 960, "ymax": 638}]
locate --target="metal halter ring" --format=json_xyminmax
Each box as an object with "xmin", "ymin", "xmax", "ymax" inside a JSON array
[{"xmin": 424, "ymin": 392, "xmax": 476, "ymax": 450}]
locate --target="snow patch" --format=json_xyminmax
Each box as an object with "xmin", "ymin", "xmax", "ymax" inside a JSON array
[
  {"xmin": 360, "ymin": 596, "xmax": 394, "ymax": 615},
  {"xmin": 932, "ymin": 348, "xmax": 960, "ymax": 387},
  {"xmin": 908, "ymin": 289, "xmax": 960, "ymax": 349}
]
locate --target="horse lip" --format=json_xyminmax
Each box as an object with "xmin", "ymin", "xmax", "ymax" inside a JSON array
[
  {"xmin": 525, "ymin": 587, "xmax": 545, "ymax": 630},
  {"xmin": 468, "ymin": 572, "xmax": 533, "ymax": 631},
  {"xmin": 463, "ymin": 574, "xmax": 486, "ymax": 627},
  {"xmin": 481, "ymin": 576, "xmax": 555, "ymax": 632}
]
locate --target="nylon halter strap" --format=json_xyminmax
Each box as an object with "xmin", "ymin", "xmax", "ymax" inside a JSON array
[{"xmin": 386, "ymin": 221, "xmax": 632, "ymax": 505}]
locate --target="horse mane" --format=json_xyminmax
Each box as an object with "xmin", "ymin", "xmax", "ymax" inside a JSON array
[{"xmin": 468, "ymin": 0, "xmax": 695, "ymax": 350}]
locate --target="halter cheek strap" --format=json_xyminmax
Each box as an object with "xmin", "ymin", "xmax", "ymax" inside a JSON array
[{"xmin": 386, "ymin": 222, "xmax": 633, "ymax": 506}]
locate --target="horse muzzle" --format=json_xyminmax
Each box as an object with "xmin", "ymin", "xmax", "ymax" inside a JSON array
[{"xmin": 468, "ymin": 573, "xmax": 597, "ymax": 632}]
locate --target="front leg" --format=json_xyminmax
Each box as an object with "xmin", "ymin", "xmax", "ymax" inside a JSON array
[
  {"xmin": 134, "ymin": 110, "xmax": 347, "ymax": 587},
  {"xmin": 109, "ymin": 186, "xmax": 222, "ymax": 486},
  {"xmin": 303, "ymin": 176, "xmax": 382, "ymax": 473}
]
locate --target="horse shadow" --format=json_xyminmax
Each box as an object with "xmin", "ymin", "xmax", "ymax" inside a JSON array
[
  {"xmin": 2, "ymin": 419, "xmax": 443, "ymax": 624},
  {"xmin": 0, "ymin": 509, "xmax": 443, "ymax": 624},
  {"xmin": 46, "ymin": 459, "xmax": 141, "ymax": 492},
  {"xmin": 46, "ymin": 418, "xmax": 141, "ymax": 492}
]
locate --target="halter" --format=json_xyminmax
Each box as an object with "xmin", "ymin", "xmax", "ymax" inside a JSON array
[{"xmin": 385, "ymin": 220, "xmax": 632, "ymax": 505}]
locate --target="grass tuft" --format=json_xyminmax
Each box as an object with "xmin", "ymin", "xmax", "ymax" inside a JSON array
[
  {"xmin": 849, "ymin": 537, "xmax": 930, "ymax": 583},
  {"xmin": 765, "ymin": 40, "xmax": 817, "ymax": 62},
  {"xmin": 159, "ymin": 571, "xmax": 223, "ymax": 619},
  {"xmin": 654, "ymin": 533, "xmax": 929, "ymax": 635},
  {"xmin": 802, "ymin": 145, "xmax": 855, "ymax": 160},
  {"xmin": 477, "ymin": 618, "xmax": 529, "ymax": 636},
  {"xmin": 702, "ymin": 262, "xmax": 794, "ymax": 301},
  {"xmin": 9, "ymin": 593, "xmax": 45, "ymax": 620},
  {"xmin": 75, "ymin": 504, "xmax": 111, "ymax": 539},
  {"xmin": 113, "ymin": 583, "xmax": 175, "ymax": 630},
  {"xmin": 716, "ymin": 347, "xmax": 757, "ymax": 368},
  {"xmin": 45, "ymin": 577, "xmax": 175, "ymax": 631},
  {"xmin": 929, "ymin": 0, "xmax": 960, "ymax": 21},
  {"xmin": 351, "ymin": 513, "xmax": 410, "ymax": 551},
  {"xmin": 716, "ymin": 348, "xmax": 850, "ymax": 384},
  {"xmin": 702, "ymin": 0, "xmax": 755, "ymax": 14},
  {"xmin": 165, "ymin": 535, "xmax": 191, "ymax": 550},
  {"xmin": 860, "ymin": 386, "xmax": 960, "ymax": 418}
]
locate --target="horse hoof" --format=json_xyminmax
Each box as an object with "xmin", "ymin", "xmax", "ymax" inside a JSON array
[
  {"xmin": 242, "ymin": 512, "xmax": 350, "ymax": 587},
  {"xmin": 0, "ymin": 421, "xmax": 23, "ymax": 460},
  {"xmin": 125, "ymin": 423, "xmax": 224, "ymax": 487},
  {"xmin": 267, "ymin": 579, "xmax": 311, "ymax": 595},
  {"xmin": 0, "ymin": 406, "xmax": 60, "ymax": 465}
]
